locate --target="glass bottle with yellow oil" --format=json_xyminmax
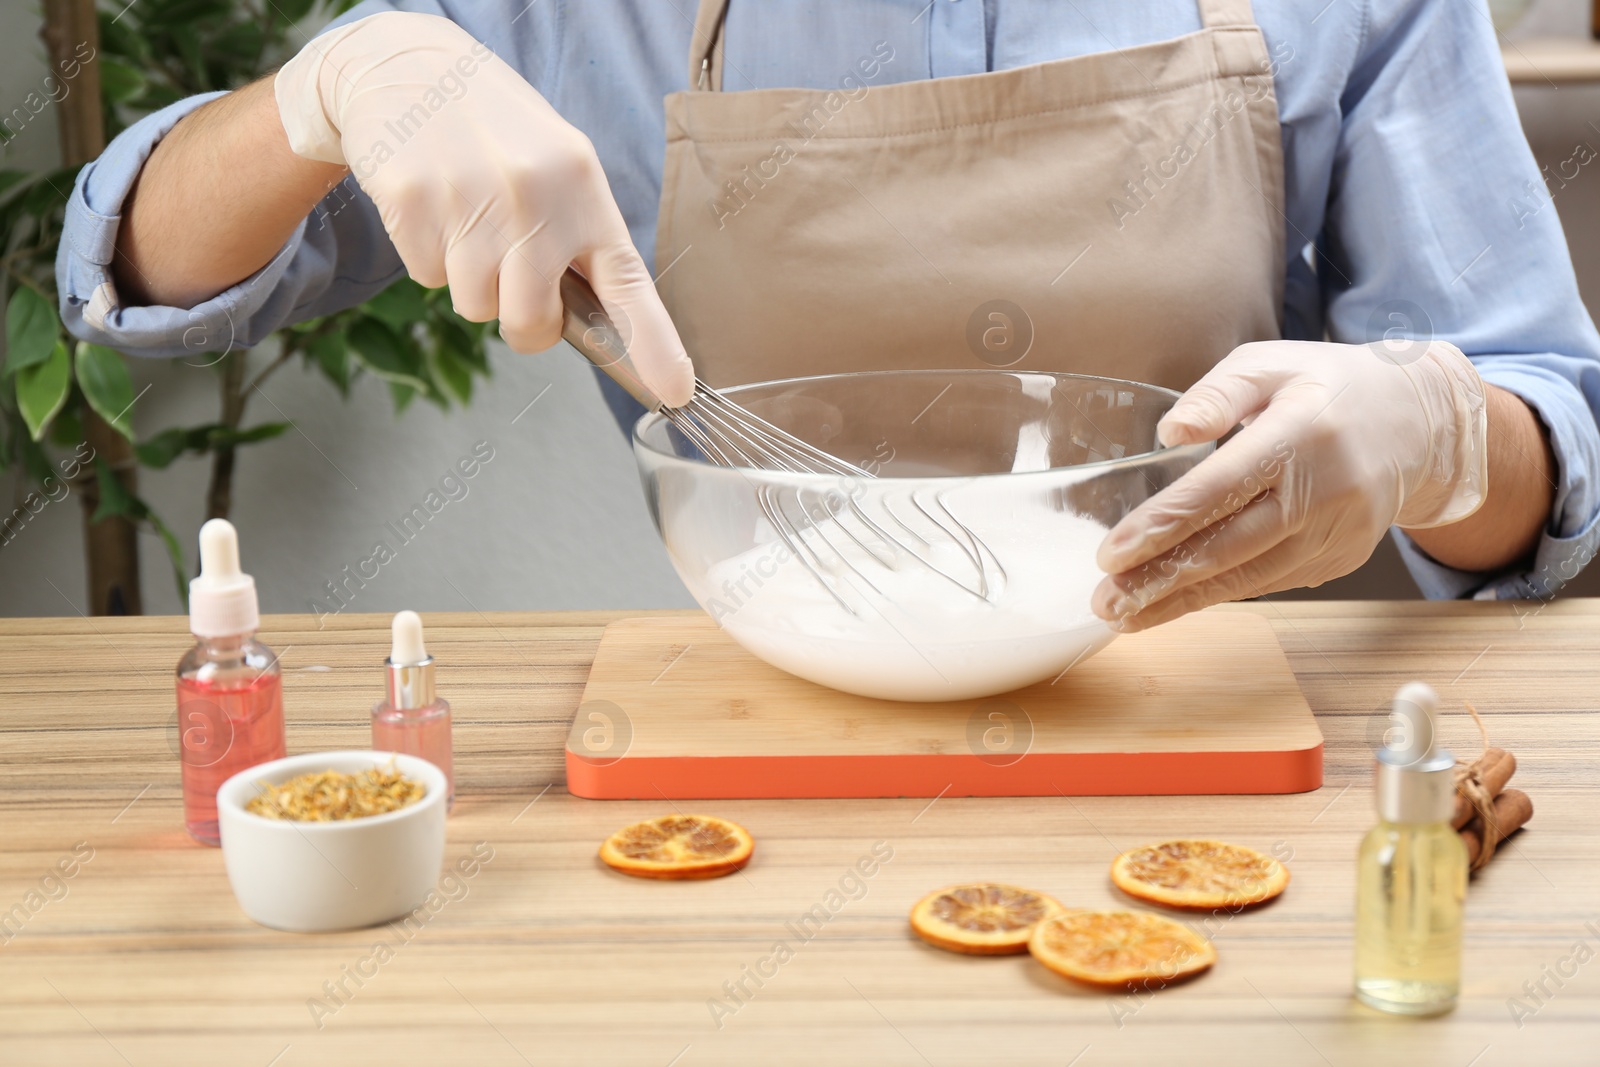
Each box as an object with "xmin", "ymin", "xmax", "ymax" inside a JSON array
[{"xmin": 1354, "ymin": 682, "xmax": 1468, "ymax": 1015}]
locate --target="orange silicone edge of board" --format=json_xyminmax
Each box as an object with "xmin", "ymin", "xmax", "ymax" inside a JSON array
[{"xmin": 563, "ymin": 745, "xmax": 1324, "ymax": 799}]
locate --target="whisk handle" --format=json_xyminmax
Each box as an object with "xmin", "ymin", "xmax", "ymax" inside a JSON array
[{"xmin": 559, "ymin": 269, "xmax": 665, "ymax": 412}]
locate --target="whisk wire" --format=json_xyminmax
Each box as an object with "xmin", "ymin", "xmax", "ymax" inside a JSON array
[
  {"xmin": 560, "ymin": 267, "xmax": 1002, "ymax": 615},
  {"xmin": 679, "ymin": 380, "xmax": 871, "ymax": 478},
  {"xmin": 758, "ymin": 486, "xmax": 873, "ymax": 615},
  {"xmin": 662, "ymin": 379, "xmax": 1003, "ymax": 612},
  {"xmin": 880, "ymin": 495, "xmax": 996, "ymax": 603}
]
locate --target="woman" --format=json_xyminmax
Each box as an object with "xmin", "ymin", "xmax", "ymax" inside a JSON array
[{"xmin": 58, "ymin": 0, "xmax": 1600, "ymax": 628}]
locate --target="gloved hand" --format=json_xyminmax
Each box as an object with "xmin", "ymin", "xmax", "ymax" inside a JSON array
[
  {"xmin": 274, "ymin": 12, "xmax": 694, "ymax": 406},
  {"xmin": 1091, "ymin": 339, "xmax": 1489, "ymax": 631}
]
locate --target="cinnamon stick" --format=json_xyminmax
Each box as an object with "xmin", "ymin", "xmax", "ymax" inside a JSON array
[
  {"xmin": 1461, "ymin": 788, "xmax": 1534, "ymax": 869},
  {"xmin": 1452, "ymin": 747, "xmax": 1516, "ymax": 829}
]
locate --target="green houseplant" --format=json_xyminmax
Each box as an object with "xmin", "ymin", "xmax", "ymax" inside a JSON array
[{"xmin": 2, "ymin": 0, "xmax": 493, "ymax": 612}]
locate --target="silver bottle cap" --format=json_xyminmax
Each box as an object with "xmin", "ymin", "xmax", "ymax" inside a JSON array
[
  {"xmin": 1374, "ymin": 681, "xmax": 1456, "ymax": 824},
  {"xmin": 386, "ymin": 656, "xmax": 436, "ymax": 709}
]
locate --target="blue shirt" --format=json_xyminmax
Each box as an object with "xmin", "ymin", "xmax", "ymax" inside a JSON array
[{"xmin": 56, "ymin": 0, "xmax": 1600, "ymax": 601}]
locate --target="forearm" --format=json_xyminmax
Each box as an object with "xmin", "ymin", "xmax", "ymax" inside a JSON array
[
  {"xmin": 113, "ymin": 76, "xmax": 348, "ymax": 309},
  {"xmin": 1402, "ymin": 384, "xmax": 1555, "ymax": 573}
]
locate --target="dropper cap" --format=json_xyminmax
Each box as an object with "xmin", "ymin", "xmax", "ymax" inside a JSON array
[
  {"xmin": 188, "ymin": 519, "xmax": 260, "ymax": 638},
  {"xmin": 1374, "ymin": 681, "xmax": 1456, "ymax": 824},
  {"xmin": 385, "ymin": 610, "xmax": 436, "ymax": 709}
]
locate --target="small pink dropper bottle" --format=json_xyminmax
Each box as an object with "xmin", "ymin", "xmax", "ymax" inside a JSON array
[
  {"xmin": 371, "ymin": 611, "xmax": 454, "ymax": 810},
  {"xmin": 177, "ymin": 519, "xmax": 286, "ymax": 846}
]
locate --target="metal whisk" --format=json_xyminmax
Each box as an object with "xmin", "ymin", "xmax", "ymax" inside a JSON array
[{"xmin": 559, "ymin": 270, "xmax": 1004, "ymax": 614}]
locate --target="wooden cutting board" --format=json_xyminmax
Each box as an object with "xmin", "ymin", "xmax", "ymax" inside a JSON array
[{"xmin": 565, "ymin": 612, "xmax": 1323, "ymax": 799}]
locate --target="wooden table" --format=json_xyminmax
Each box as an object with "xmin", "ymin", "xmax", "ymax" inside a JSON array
[{"xmin": 1, "ymin": 602, "xmax": 1596, "ymax": 1066}]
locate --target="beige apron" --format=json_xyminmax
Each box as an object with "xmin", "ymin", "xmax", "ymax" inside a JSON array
[{"xmin": 655, "ymin": 0, "xmax": 1286, "ymax": 393}]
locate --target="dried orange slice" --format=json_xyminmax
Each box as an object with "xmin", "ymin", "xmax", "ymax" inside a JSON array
[
  {"xmin": 599, "ymin": 814, "xmax": 754, "ymax": 880},
  {"xmin": 909, "ymin": 883, "xmax": 1065, "ymax": 955},
  {"xmin": 1029, "ymin": 909, "xmax": 1215, "ymax": 989},
  {"xmin": 1110, "ymin": 839, "xmax": 1289, "ymax": 910}
]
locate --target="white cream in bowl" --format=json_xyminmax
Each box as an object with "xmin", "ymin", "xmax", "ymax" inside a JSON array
[{"xmin": 706, "ymin": 492, "xmax": 1115, "ymax": 702}]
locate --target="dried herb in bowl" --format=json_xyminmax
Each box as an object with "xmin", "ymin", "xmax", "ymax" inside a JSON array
[{"xmin": 245, "ymin": 765, "xmax": 426, "ymax": 822}]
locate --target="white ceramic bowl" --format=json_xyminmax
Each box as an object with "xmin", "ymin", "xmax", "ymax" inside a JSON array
[{"xmin": 217, "ymin": 750, "xmax": 447, "ymax": 933}]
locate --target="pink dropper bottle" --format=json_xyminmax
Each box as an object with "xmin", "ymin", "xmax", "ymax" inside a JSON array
[
  {"xmin": 371, "ymin": 611, "xmax": 454, "ymax": 810},
  {"xmin": 177, "ymin": 519, "xmax": 286, "ymax": 845}
]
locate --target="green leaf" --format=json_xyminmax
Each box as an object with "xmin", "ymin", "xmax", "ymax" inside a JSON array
[
  {"xmin": 98, "ymin": 58, "xmax": 147, "ymax": 104},
  {"xmin": 432, "ymin": 316, "xmax": 489, "ymax": 374},
  {"xmin": 307, "ymin": 331, "xmax": 351, "ymax": 395},
  {"xmin": 48, "ymin": 403, "xmax": 84, "ymax": 447},
  {"xmin": 135, "ymin": 83, "xmax": 185, "ymax": 112},
  {"xmin": 145, "ymin": 0, "xmax": 233, "ymax": 25},
  {"xmin": 145, "ymin": 507, "xmax": 189, "ymax": 611},
  {"xmin": 134, "ymin": 426, "xmax": 203, "ymax": 469},
  {"xmin": 432, "ymin": 292, "xmax": 488, "ymax": 343},
  {"xmin": 348, "ymin": 319, "xmax": 430, "ymax": 393},
  {"xmin": 91, "ymin": 455, "xmax": 141, "ymax": 524},
  {"xmin": 1, "ymin": 166, "xmax": 75, "ymax": 240},
  {"xmin": 362, "ymin": 278, "xmax": 430, "ymax": 333},
  {"xmin": 15, "ymin": 340, "xmax": 71, "ymax": 440},
  {"xmin": 0, "ymin": 203, "xmax": 37, "ymax": 254},
  {"xmin": 170, "ymin": 24, "xmax": 209, "ymax": 91},
  {"xmin": 97, "ymin": 10, "xmax": 153, "ymax": 66},
  {"xmin": 428, "ymin": 345, "xmax": 473, "ymax": 406},
  {"xmin": 275, "ymin": 0, "xmax": 319, "ymax": 24},
  {"xmin": 91, "ymin": 456, "xmax": 187, "ymax": 607},
  {"xmin": 214, "ymin": 422, "xmax": 291, "ymax": 447},
  {"xmin": 75, "ymin": 343, "xmax": 138, "ymax": 439},
  {"xmin": 135, "ymin": 422, "xmax": 291, "ymax": 468},
  {"xmin": 421, "ymin": 380, "xmax": 450, "ymax": 411},
  {"xmin": 388, "ymin": 381, "xmax": 416, "ymax": 413},
  {"xmin": 18, "ymin": 177, "xmax": 70, "ymax": 218},
  {"xmin": 0, "ymin": 169, "xmax": 32, "ymax": 200},
  {"xmin": 212, "ymin": 21, "xmax": 266, "ymax": 62},
  {"xmin": 5, "ymin": 286, "xmax": 59, "ymax": 374},
  {"xmin": 9, "ymin": 420, "xmax": 54, "ymax": 485}
]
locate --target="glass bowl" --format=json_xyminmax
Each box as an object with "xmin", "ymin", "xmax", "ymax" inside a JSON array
[{"xmin": 633, "ymin": 370, "xmax": 1211, "ymax": 701}]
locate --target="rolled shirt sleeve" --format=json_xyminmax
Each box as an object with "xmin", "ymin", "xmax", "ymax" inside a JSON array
[
  {"xmin": 1394, "ymin": 358, "xmax": 1600, "ymax": 601},
  {"xmin": 1324, "ymin": 0, "xmax": 1600, "ymax": 600},
  {"xmin": 56, "ymin": 91, "xmax": 405, "ymax": 359},
  {"xmin": 53, "ymin": 0, "xmax": 562, "ymax": 362}
]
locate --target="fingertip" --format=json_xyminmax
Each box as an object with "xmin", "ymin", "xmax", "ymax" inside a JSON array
[
  {"xmin": 1157, "ymin": 398, "xmax": 1229, "ymax": 446},
  {"xmin": 452, "ymin": 301, "xmax": 498, "ymax": 324},
  {"xmin": 498, "ymin": 326, "xmax": 562, "ymax": 355},
  {"xmin": 650, "ymin": 351, "xmax": 696, "ymax": 409},
  {"xmin": 1159, "ymin": 384, "xmax": 1247, "ymax": 447},
  {"xmin": 1096, "ymin": 532, "xmax": 1134, "ymax": 575},
  {"xmin": 1089, "ymin": 576, "xmax": 1120, "ymax": 621},
  {"xmin": 443, "ymin": 248, "xmax": 499, "ymax": 323},
  {"xmin": 1104, "ymin": 610, "xmax": 1140, "ymax": 634},
  {"xmin": 1156, "ymin": 418, "xmax": 1202, "ymax": 449},
  {"xmin": 395, "ymin": 251, "xmax": 446, "ymax": 291}
]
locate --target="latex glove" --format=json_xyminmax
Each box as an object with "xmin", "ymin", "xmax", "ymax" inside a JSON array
[
  {"xmin": 1091, "ymin": 339, "xmax": 1488, "ymax": 632},
  {"xmin": 274, "ymin": 12, "xmax": 693, "ymax": 406}
]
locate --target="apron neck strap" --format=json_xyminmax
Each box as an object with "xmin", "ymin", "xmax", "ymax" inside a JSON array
[
  {"xmin": 1196, "ymin": 0, "xmax": 1260, "ymax": 27},
  {"xmin": 686, "ymin": 0, "xmax": 1261, "ymax": 91},
  {"xmin": 688, "ymin": 0, "xmax": 731, "ymax": 91}
]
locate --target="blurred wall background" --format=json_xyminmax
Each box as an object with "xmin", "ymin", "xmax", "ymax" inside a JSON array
[{"xmin": 2, "ymin": 0, "xmax": 1598, "ymax": 618}]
